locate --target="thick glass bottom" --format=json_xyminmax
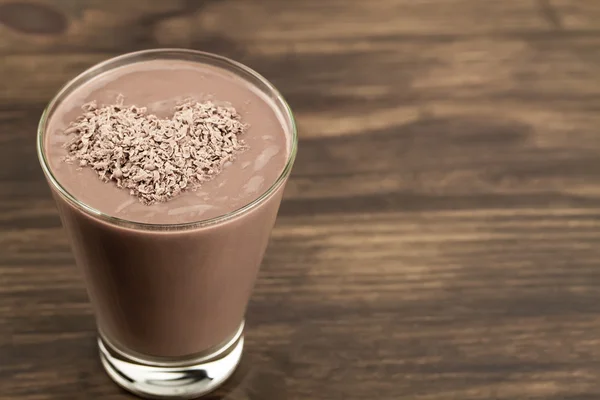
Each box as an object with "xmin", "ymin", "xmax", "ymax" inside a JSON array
[{"xmin": 98, "ymin": 322, "xmax": 244, "ymax": 399}]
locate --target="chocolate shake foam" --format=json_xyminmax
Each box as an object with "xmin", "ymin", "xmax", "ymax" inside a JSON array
[{"xmin": 46, "ymin": 59, "xmax": 290, "ymax": 224}]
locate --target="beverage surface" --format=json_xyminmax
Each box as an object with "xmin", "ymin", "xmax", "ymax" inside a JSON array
[{"xmin": 45, "ymin": 59, "xmax": 290, "ymax": 224}]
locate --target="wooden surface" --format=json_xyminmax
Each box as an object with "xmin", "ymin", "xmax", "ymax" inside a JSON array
[{"xmin": 2, "ymin": 0, "xmax": 600, "ymax": 398}]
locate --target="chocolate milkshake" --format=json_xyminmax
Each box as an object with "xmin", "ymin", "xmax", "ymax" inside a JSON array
[{"xmin": 37, "ymin": 50, "xmax": 297, "ymax": 398}]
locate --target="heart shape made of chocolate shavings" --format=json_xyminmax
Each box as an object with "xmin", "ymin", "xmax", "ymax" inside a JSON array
[{"xmin": 63, "ymin": 97, "xmax": 248, "ymax": 205}]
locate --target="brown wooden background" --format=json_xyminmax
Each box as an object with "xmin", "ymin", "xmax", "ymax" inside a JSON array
[{"xmin": 2, "ymin": 0, "xmax": 600, "ymax": 399}]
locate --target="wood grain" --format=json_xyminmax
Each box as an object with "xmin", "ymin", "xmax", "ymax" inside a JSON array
[{"xmin": 1, "ymin": 0, "xmax": 600, "ymax": 399}]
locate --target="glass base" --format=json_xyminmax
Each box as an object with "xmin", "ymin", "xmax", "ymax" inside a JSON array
[{"xmin": 98, "ymin": 322, "xmax": 244, "ymax": 399}]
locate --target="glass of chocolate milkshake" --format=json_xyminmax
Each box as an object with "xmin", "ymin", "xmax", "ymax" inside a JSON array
[{"xmin": 36, "ymin": 49, "xmax": 297, "ymax": 399}]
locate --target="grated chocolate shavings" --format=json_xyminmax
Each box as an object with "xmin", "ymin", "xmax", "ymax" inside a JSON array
[{"xmin": 63, "ymin": 96, "xmax": 248, "ymax": 205}]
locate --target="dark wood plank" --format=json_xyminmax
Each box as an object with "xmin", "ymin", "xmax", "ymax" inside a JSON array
[{"xmin": 2, "ymin": 0, "xmax": 600, "ymax": 399}]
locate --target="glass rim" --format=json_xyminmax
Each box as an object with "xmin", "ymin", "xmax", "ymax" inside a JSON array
[{"xmin": 36, "ymin": 49, "xmax": 298, "ymax": 231}]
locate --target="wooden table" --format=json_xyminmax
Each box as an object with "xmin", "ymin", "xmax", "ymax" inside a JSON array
[{"xmin": 2, "ymin": 1, "xmax": 600, "ymax": 399}]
